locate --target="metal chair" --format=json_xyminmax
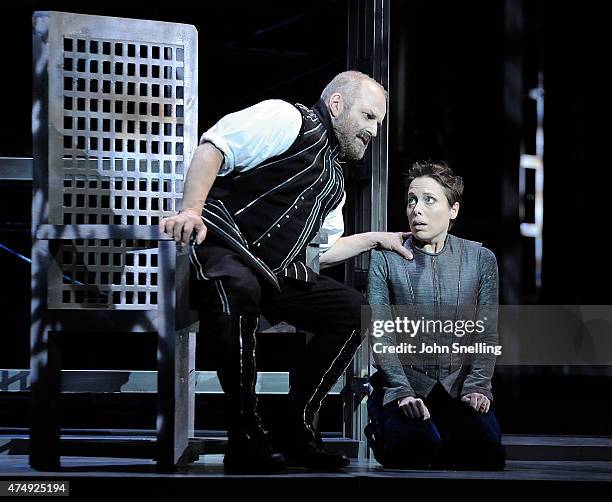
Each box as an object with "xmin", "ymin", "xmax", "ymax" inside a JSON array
[{"xmin": 29, "ymin": 11, "xmax": 198, "ymax": 470}]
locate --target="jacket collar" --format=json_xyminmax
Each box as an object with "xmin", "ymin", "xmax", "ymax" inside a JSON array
[{"xmin": 312, "ymin": 99, "xmax": 338, "ymax": 148}]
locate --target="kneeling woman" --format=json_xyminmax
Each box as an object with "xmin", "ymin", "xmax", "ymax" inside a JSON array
[{"xmin": 366, "ymin": 162, "xmax": 505, "ymax": 470}]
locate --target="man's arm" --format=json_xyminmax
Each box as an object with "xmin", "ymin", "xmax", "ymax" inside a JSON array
[
  {"xmin": 320, "ymin": 232, "xmax": 413, "ymax": 267},
  {"xmin": 159, "ymin": 100, "xmax": 301, "ymax": 246},
  {"xmin": 159, "ymin": 142, "xmax": 223, "ymax": 245}
]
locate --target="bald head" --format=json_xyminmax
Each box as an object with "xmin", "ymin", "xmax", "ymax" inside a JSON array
[{"xmin": 320, "ymin": 71, "xmax": 387, "ymax": 109}]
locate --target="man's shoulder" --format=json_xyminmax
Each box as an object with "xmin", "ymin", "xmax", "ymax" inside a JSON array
[
  {"xmin": 294, "ymin": 102, "xmax": 321, "ymax": 124},
  {"xmin": 249, "ymin": 99, "xmax": 302, "ymax": 119}
]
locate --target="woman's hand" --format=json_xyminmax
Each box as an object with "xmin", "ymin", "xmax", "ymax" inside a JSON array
[
  {"xmin": 461, "ymin": 392, "xmax": 490, "ymax": 413},
  {"xmin": 398, "ymin": 396, "xmax": 430, "ymax": 420}
]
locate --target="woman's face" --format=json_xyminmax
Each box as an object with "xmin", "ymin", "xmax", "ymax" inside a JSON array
[{"xmin": 406, "ymin": 176, "xmax": 459, "ymax": 243}]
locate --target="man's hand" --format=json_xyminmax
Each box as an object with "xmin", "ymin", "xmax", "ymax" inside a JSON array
[
  {"xmin": 319, "ymin": 231, "xmax": 413, "ymax": 268},
  {"xmin": 159, "ymin": 208, "xmax": 208, "ymax": 246},
  {"xmin": 371, "ymin": 232, "xmax": 413, "ymax": 260},
  {"xmin": 461, "ymin": 393, "xmax": 490, "ymax": 413},
  {"xmin": 398, "ymin": 396, "xmax": 430, "ymax": 420}
]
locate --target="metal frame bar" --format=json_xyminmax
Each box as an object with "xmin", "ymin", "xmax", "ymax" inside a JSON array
[
  {"xmin": 519, "ymin": 73, "xmax": 545, "ymax": 290},
  {"xmin": 1, "ymin": 369, "xmax": 345, "ymax": 395},
  {"xmin": 345, "ymin": 0, "xmax": 390, "ymax": 458},
  {"xmin": 0, "ymin": 157, "xmax": 33, "ymax": 181}
]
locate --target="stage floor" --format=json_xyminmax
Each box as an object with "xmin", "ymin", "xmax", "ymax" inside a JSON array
[
  {"xmin": 1, "ymin": 454, "xmax": 611, "ymax": 482},
  {"xmin": 1, "ymin": 455, "xmax": 611, "ymax": 497}
]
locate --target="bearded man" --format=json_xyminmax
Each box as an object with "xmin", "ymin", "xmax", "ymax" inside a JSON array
[{"xmin": 160, "ymin": 71, "xmax": 411, "ymax": 473}]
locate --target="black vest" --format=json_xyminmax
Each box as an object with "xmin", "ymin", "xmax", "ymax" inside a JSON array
[{"xmin": 201, "ymin": 100, "xmax": 345, "ymax": 290}]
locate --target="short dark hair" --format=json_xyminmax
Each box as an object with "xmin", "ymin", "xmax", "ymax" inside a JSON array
[{"xmin": 404, "ymin": 161, "xmax": 464, "ymax": 229}]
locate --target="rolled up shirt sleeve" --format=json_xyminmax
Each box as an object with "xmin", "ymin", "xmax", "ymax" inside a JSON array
[
  {"xmin": 199, "ymin": 99, "xmax": 302, "ymax": 176},
  {"xmin": 318, "ymin": 192, "xmax": 346, "ymax": 254}
]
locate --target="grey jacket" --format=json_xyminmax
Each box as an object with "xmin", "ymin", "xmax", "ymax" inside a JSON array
[{"xmin": 367, "ymin": 234, "xmax": 499, "ymax": 406}]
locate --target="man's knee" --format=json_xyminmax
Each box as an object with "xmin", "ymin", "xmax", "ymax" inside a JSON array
[
  {"xmin": 222, "ymin": 272, "xmax": 262, "ymax": 310},
  {"xmin": 195, "ymin": 269, "xmax": 262, "ymax": 315}
]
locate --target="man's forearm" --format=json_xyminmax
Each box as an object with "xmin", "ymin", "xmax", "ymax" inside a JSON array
[
  {"xmin": 319, "ymin": 233, "xmax": 378, "ymax": 268},
  {"xmin": 181, "ymin": 142, "xmax": 225, "ymax": 214}
]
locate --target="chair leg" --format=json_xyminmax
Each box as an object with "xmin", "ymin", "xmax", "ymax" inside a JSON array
[
  {"xmin": 156, "ymin": 240, "xmax": 194, "ymax": 470},
  {"xmin": 29, "ymin": 329, "xmax": 61, "ymax": 470}
]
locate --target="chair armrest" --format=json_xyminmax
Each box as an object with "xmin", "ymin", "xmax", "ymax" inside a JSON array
[{"xmin": 35, "ymin": 224, "xmax": 174, "ymax": 241}]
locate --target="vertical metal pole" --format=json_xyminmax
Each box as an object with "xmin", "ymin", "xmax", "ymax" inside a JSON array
[
  {"xmin": 157, "ymin": 239, "xmax": 180, "ymax": 469},
  {"xmin": 30, "ymin": 12, "xmax": 62, "ymax": 471},
  {"xmin": 156, "ymin": 242, "xmax": 196, "ymax": 468},
  {"xmin": 346, "ymin": 0, "xmax": 390, "ymax": 457}
]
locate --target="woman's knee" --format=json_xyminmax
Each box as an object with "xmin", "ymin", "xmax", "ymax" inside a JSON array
[
  {"xmin": 382, "ymin": 429, "xmax": 442, "ymax": 468},
  {"xmin": 378, "ymin": 414, "xmax": 442, "ymax": 468}
]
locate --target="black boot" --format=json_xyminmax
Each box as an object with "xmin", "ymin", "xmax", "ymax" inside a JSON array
[
  {"xmin": 223, "ymin": 427, "xmax": 287, "ymax": 474},
  {"xmin": 210, "ymin": 313, "xmax": 287, "ymax": 474},
  {"xmin": 273, "ymin": 421, "xmax": 350, "ymax": 470},
  {"xmin": 272, "ymin": 328, "xmax": 363, "ymax": 470}
]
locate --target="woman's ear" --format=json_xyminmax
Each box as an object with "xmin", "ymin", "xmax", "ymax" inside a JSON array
[{"xmin": 450, "ymin": 202, "xmax": 459, "ymax": 220}]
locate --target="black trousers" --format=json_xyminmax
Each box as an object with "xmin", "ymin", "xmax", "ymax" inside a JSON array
[
  {"xmin": 191, "ymin": 237, "xmax": 365, "ymax": 434},
  {"xmin": 367, "ymin": 376, "xmax": 506, "ymax": 470}
]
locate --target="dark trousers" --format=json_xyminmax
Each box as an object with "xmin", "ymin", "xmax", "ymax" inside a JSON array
[
  {"xmin": 367, "ymin": 375, "xmax": 506, "ymax": 470},
  {"xmin": 191, "ymin": 237, "xmax": 365, "ymax": 435}
]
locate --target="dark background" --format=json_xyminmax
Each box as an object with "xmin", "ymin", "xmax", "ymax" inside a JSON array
[{"xmin": 1, "ymin": 0, "xmax": 611, "ymax": 435}]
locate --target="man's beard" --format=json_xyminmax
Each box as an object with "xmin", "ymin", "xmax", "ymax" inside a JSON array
[{"xmin": 332, "ymin": 111, "xmax": 369, "ymax": 162}]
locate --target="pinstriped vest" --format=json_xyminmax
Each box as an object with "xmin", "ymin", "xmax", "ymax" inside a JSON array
[{"xmin": 200, "ymin": 100, "xmax": 345, "ymax": 290}]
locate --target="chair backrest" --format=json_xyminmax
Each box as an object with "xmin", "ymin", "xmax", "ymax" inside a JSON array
[{"xmin": 32, "ymin": 11, "xmax": 198, "ymax": 310}]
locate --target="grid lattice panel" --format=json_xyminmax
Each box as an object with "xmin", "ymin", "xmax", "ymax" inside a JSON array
[
  {"xmin": 57, "ymin": 239, "xmax": 158, "ymax": 307},
  {"xmin": 61, "ymin": 37, "xmax": 185, "ymax": 226},
  {"xmin": 45, "ymin": 16, "xmax": 195, "ymax": 310}
]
